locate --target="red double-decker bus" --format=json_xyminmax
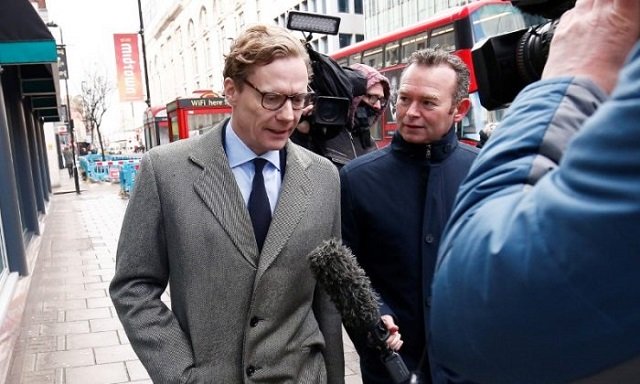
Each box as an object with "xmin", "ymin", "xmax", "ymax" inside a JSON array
[{"xmin": 330, "ymin": 0, "xmax": 541, "ymax": 147}]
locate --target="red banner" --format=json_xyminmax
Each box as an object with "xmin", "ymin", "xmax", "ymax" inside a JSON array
[{"xmin": 113, "ymin": 33, "xmax": 143, "ymax": 102}]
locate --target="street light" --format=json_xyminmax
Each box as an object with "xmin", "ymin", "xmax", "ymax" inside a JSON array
[
  {"xmin": 46, "ymin": 21, "xmax": 81, "ymax": 194},
  {"xmin": 137, "ymin": 0, "xmax": 152, "ymax": 108}
]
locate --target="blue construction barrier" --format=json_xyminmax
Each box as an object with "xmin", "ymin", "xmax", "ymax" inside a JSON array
[
  {"xmin": 119, "ymin": 162, "xmax": 140, "ymax": 196},
  {"xmin": 78, "ymin": 154, "xmax": 142, "ymax": 184}
]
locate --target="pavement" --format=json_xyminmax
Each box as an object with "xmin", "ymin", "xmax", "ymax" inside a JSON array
[{"xmin": 6, "ymin": 170, "xmax": 363, "ymax": 383}]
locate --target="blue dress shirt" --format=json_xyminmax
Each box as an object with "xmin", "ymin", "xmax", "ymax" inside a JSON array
[{"xmin": 224, "ymin": 119, "xmax": 281, "ymax": 214}]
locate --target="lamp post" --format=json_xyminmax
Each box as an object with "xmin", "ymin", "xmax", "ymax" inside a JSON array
[
  {"xmin": 137, "ymin": 0, "xmax": 152, "ymax": 108},
  {"xmin": 46, "ymin": 21, "xmax": 81, "ymax": 194}
]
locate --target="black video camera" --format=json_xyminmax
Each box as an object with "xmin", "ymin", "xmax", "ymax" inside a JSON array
[
  {"xmin": 472, "ymin": 0, "xmax": 576, "ymax": 110},
  {"xmin": 287, "ymin": 11, "xmax": 367, "ymax": 140}
]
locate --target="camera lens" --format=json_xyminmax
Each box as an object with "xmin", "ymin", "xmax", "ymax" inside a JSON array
[{"xmin": 515, "ymin": 19, "xmax": 558, "ymax": 85}]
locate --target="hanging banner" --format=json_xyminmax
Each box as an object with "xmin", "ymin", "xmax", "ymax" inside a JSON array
[{"xmin": 113, "ymin": 33, "xmax": 143, "ymax": 102}]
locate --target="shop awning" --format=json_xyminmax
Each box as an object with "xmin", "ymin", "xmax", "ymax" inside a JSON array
[{"xmin": 0, "ymin": 0, "xmax": 61, "ymax": 122}]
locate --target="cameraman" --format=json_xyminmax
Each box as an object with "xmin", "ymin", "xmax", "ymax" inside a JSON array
[
  {"xmin": 292, "ymin": 63, "xmax": 390, "ymax": 168},
  {"xmin": 430, "ymin": 0, "xmax": 640, "ymax": 383}
]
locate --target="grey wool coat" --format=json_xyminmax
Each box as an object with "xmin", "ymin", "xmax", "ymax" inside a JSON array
[{"xmin": 109, "ymin": 120, "xmax": 345, "ymax": 384}]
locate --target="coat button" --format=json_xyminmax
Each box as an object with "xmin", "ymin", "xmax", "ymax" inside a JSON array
[
  {"xmin": 249, "ymin": 316, "xmax": 260, "ymax": 327},
  {"xmin": 425, "ymin": 234, "xmax": 434, "ymax": 243},
  {"xmin": 246, "ymin": 365, "xmax": 256, "ymax": 377}
]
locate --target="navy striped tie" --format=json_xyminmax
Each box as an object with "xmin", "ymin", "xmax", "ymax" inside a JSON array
[{"xmin": 248, "ymin": 158, "xmax": 271, "ymax": 252}]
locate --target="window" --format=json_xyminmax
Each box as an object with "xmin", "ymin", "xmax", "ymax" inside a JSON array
[
  {"xmin": 320, "ymin": 36, "xmax": 328, "ymax": 53},
  {"xmin": 401, "ymin": 32, "xmax": 428, "ymax": 62},
  {"xmin": 470, "ymin": 3, "xmax": 545, "ymax": 42},
  {"xmin": 354, "ymin": 0, "xmax": 363, "ymax": 14},
  {"xmin": 355, "ymin": 34, "xmax": 364, "ymax": 42},
  {"xmin": 199, "ymin": 7, "xmax": 208, "ymax": 31},
  {"xmin": 430, "ymin": 24, "xmax": 455, "ymax": 52},
  {"xmin": 339, "ymin": 33, "xmax": 352, "ymax": 48},
  {"xmin": 188, "ymin": 20, "xmax": 199, "ymax": 78},
  {"xmin": 384, "ymin": 41, "xmax": 400, "ymax": 66},
  {"xmin": 363, "ymin": 46, "xmax": 384, "ymax": 69},
  {"xmin": 204, "ymin": 37, "xmax": 211, "ymax": 70},
  {"xmin": 338, "ymin": 0, "xmax": 348, "ymax": 13}
]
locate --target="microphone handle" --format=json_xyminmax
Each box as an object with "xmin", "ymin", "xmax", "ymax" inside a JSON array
[
  {"xmin": 368, "ymin": 320, "xmax": 412, "ymax": 384},
  {"xmin": 382, "ymin": 351, "xmax": 412, "ymax": 384}
]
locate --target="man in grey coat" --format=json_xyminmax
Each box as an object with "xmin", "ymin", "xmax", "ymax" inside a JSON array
[{"xmin": 110, "ymin": 24, "xmax": 344, "ymax": 383}]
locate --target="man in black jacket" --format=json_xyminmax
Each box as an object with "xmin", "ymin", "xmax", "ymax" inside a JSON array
[{"xmin": 340, "ymin": 49, "xmax": 479, "ymax": 383}]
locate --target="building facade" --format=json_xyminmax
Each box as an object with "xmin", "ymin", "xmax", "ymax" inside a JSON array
[
  {"xmin": 141, "ymin": 0, "xmax": 365, "ymax": 106},
  {"xmin": 363, "ymin": 0, "xmax": 479, "ymax": 37}
]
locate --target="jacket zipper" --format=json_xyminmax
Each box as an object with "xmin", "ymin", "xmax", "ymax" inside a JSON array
[{"xmin": 347, "ymin": 130, "xmax": 357, "ymax": 158}]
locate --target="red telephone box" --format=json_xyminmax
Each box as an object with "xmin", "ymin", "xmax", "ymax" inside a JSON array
[{"xmin": 165, "ymin": 92, "xmax": 231, "ymax": 142}]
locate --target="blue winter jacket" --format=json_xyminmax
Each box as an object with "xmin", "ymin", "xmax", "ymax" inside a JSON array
[
  {"xmin": 341, "ymin": 129, "xmax": 478, "ymax": 383},
  {"xmin": 431, "ymin": 43, "xmax": 640, "ymax": 383}
]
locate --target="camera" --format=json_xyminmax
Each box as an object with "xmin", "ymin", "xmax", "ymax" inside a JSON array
[
  {"xmin": 287, "ymin": 11, "xmax": 367, "ymax": 140},
  {"xmin": 472, "ymin": 0, "xmax": 576, "ymax": 110}
]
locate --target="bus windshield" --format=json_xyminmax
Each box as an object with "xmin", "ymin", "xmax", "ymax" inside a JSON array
[{"xmin": 470, "ymin": 4, "xmax": 546, "ymax": 42}]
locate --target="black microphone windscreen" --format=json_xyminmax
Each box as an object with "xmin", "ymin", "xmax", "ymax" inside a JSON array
[{"xmin": 308, "ymin": 238, "xmax": 380, "ymax": 331}]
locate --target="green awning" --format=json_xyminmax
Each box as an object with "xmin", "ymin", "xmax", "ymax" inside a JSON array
[
  {"xmin": 0, "ymin": 0, "xmax": 57, "ymax": 64},
  {"xmin": 0, "ymin": 0, "xmax": 62, "ymax": 122},
  {"xmin": 0, "ymin": 41, "xmax": 57, "ymax": 64}
]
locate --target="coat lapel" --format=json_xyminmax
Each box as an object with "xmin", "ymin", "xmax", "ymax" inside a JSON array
[
  {"xmin": 256, "ymin": 143, "xmax": 313, "ymax": 280},
  {"xmin": 191, "ymin": 121, "xmax": 258, "ymax": 268}
]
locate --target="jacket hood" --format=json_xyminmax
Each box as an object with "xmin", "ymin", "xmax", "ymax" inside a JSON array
[{"xmin": 348, "ymin": 63, "xmax": 391, "ymax": 126}]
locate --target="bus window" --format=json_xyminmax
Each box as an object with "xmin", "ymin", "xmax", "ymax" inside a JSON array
[
  {"xmin": 384, "ymin": 42, "xmax": 400, "ymax": 67},
  {"xmin": 457, "ymin": 93, "xmax": 508, "ymax": 142},
  {"xmin": 349, "ymin": 52, "xmax": 362, "ymax": 65},
  {"xmin": 336, "ymin": 57, "xmax": 348, "ymax": 67},
  {"xmin": 470, "ymin": 4, "xmax": 545, "ymax": 42},
  {"xmin": 383, "ymin": 66, "xmax": 403, "ymax": 123},
  {"xmin": 400, "ymin": 32, "xmax": 428, "ymax": 62},
  {"xmin": 430, "ymin": 24, "xmax": 455, "ymax": 52},
  {"xmin": 369, "ymin": 118, "xmax": 383, "ymax": 141},
  {"xmin": 363, "ymin": 47, "xmax": 384, "ymax": 69}
]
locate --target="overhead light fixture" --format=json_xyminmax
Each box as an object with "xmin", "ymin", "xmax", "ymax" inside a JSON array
[{"xmin": 287, "ymin": 11, "xmax": 341, "ymax": 35}]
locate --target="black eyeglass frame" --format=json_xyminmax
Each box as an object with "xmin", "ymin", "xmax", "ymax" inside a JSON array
[
  {"xmin": 363, "ymin": 93, "xmax": 388, "ymax": 108},
  {"xmin": 243, "ymin": 79, "xmax": 314, "ymax": 111}
]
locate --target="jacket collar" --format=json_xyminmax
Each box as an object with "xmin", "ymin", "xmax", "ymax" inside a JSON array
[{"xmin": 391, "ymin": 127, "xmax": 458, "ymax": 162}]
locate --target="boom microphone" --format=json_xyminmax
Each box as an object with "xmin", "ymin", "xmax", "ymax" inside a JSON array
[{"xmin": 308, "ymin": 239, "xmax": 411, "ymax": 384}]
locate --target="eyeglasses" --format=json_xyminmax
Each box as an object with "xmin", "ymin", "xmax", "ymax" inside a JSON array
[
  {"xmin": 243, "ymin": 79, "xmax": 313, "ymax": 111},
  {"xmin": 363, "ymin": 93, "xmax": 388, "ymax": 107}
]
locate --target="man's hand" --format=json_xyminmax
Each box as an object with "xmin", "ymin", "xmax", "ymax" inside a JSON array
[
  {"xmin": 381, "ymin": 315, "xmax": 403, "ymax": 351},
  {"xmin": 295, "ymin": 104, "xmax": 315, "ymax": 134},
  {"xmin": 543, "ymin": 0, "xmax": 640, "ymax": 93}
]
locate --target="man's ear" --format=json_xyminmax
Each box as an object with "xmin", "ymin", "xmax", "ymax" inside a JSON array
[
  {"xmin": 224, "ymin": 78, "xmax": 238, "ymax": 106},
  {"xmin": 452, "ymin": 98, "xmax": 471, "ymax": 123}
]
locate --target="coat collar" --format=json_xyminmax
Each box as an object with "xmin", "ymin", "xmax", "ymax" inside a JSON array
[
  {"xmin": 391, "ymin": 127, "xmax": 459, "ymax": 162},
  {"xmin": 190, "ymin": 119, "xmax": 313, "ymax": 274}
]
